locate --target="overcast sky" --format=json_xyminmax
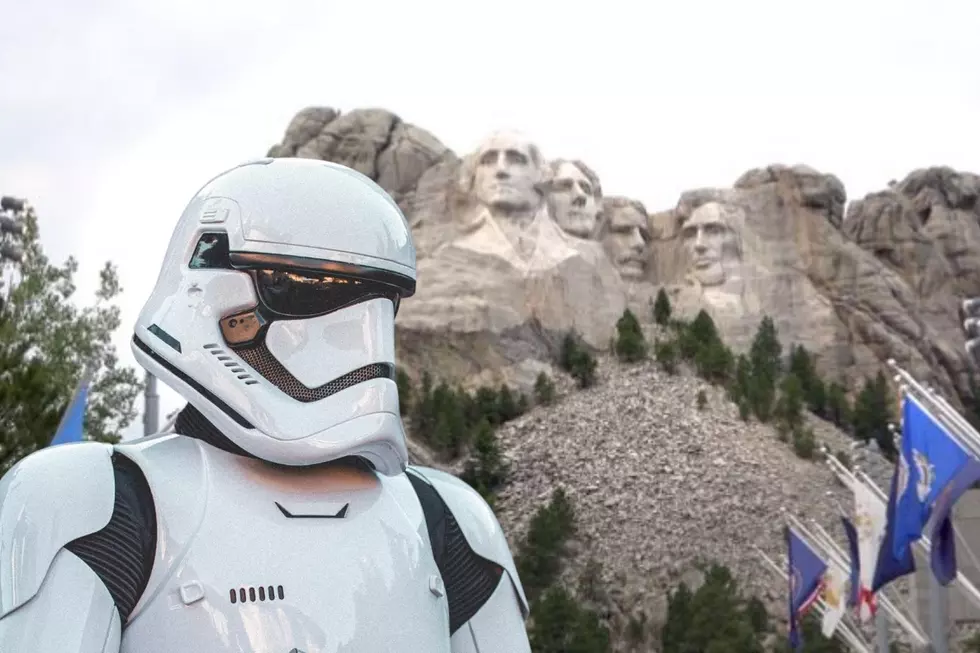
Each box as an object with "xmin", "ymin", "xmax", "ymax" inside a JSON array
[{"xmin": 3, "ymin": 0, "xmax": 979, "ymax": 438}]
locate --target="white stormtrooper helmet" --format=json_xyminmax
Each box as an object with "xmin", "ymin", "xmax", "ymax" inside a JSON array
[{"xmin": 132, "ymin": 158, "xmax": 416, "ymax": 475}]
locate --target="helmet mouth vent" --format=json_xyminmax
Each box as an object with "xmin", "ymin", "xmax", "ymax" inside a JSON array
[{"xmin": 234, "ymin": 342, "xmax": 394, "ymax": 403}]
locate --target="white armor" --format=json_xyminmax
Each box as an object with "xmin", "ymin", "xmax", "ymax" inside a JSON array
[{"xmin": 0, "ymin": 158, "xmax": 531, "ymax": 652}]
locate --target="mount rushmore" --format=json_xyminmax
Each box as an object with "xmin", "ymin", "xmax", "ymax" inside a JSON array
[{"xmin": 268, "ymin": 106, "xmax": 980, "ymax": 403}]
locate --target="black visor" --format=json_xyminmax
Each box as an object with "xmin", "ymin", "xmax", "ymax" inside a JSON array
[{"xmin": 252, "ymin": 269, "xmax": 398, "ymax": 318}]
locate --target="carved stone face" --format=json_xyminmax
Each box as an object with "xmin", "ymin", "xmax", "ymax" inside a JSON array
[
  {"xmin": 681, "ymin": 202, "xmax": 741, "ymax": 286},
  {"xmin": 550, "ymin": 161, "xmax": 599, "ymax": 238},
  {"xmin": 472, "ymin": 133, "xmax": 543, "ymax": 212},
  {"xmin": 602, "ymin": 202, "xmax": 649, "ymax": 280}
]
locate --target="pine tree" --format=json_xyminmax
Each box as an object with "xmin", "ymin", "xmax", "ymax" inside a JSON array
[
  {"xmin": 662, "ymin": 564, "xmax": 763, "ymax": 653},
  {"xmin": 826, "ymin": 381, "xmax": 851, "ymax": 429},
  {"xmin": 577, "ymin": 558, "xmax": 607, "ymax": 608},
  {"xmin": 775, "ymin": 373, "xmax": 805, "ymax": 430},
  {"xmin": 560, "ymin": 332, "xmax": 581, "ymax": 372},
  {"xmin": 852, "ymin": 371, "xmax": 896, "ymax": 458},
  {"xmin": 534, "ymin": 372, "xmax": 556, "ymax": 405},
  {"xmin": 0, "ymin": 201, "xmax": 140, "ymax": 465},
  {"xmin": 697, "ymin": 389, "xmax": 708, "ymax": 410},
  {"xmin": 528, "ymin": 586, "xmax": 611, "ymax": 653},
  {"xmin": 497, "ymin": 384, "xmax": 520, "ymax": 422},
  {"xmin": 0, "ymin": 311, "xmax": 67, "ymax": 472},
  {"xmin": 788, "ymin": 345, "xmax": 815, "ymax": 388},
  {"xmin": 807, "ymin": 376, "xmax": 828, "ymax": 417},
  {"xmin": 574, "ymin": 353, "xmax": 598, "ymax": 388},
  {"xmin": 412, "ymin": 371, "xmax": 435, "ymax": 433},
  {"xmin": 788, "ymin": 345, "xmax": 828, "ymax": 416},
  {"xmin": 747, "ymin": 316, "xmax": 782, "ymax": 422},
  {"xmin": 792, "ymin": 426, "xmax": 817, "ymax": 459},
  {"xmin": 654, "ymin": 339, "xmax": 678, "ymax": 375},
  {"xmin": 460, "ymin": 419, "xmax": 509, "ymax": 506},
  {"xmin": 614, "ymin": 308, "xmax": 647, "ymax": 362},
  {"xmin": 750, "ymin": 316, "xmax": 783, "ymax": 374},
  {"xmin": 515, "ymin": 487, "xmax": 576, "ymax": 602},
  {"xmin": 561, "ymin": 332, "xmax": 598, "ymax": 388},
  {"xmin": 472, "ymin": 385, "xmax": 501, "ymax": 425},
  {"xmin": 427, "ymin": 381, "xmax": 468, "ymax": 457},
  {"xmin": 695, "ymin": 338, "xmax": 734, "ymax": 384},
  {"xmin": 653, "ymin": 287, "xmax": 672, "ymax": 326},
  {"xmin": 679, "ymin": 310, "xmax": 720, "ymax": 361},
  {"xmin": 661, "ymin": 583, "xmax": 693, "ymax": 653},
  {"xmin": 395, "ymin": 367, "xmax": 413, "ymax": 415},
  {"xmin": 744, "ymin": 596, "xmax": 769, "ymax": 634},
  {"xmin": 516, "ymin": 392, "xmax": 529, "ymax": 415},
  {"xmin": 728, "ymin": 354, "xmax": 752, "ymax": 405}
]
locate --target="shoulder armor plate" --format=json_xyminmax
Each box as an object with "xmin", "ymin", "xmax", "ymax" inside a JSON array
[
  {"xmin": 112, "ymin": 434, "xmax": 207, "ymax": 622},
  {"xmin": 0, "ymin": 442, "xmax": 116, "ymax": 617},
  {"xmin": 407, "ymin": 466, "xmax": 529, "ymax": 620}
]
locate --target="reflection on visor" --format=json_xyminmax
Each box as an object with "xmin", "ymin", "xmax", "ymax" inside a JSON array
[{"xmin": 253, "ymin": 269, "xmax": 395, "ymax": 318}]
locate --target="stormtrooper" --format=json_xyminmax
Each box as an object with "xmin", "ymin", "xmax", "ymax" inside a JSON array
[{"xmin": 0, "ymin": 158, "xmax": 532, "ymax": 652}]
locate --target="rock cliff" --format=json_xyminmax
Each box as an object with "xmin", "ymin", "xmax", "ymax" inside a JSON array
[{"xmin": 268, "ymin": 107, "xmax": 977, "ymax": 406}]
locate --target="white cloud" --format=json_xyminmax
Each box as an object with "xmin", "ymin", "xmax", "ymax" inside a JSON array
[{"xmin": 3, "ymin": 0, "xmax": 980, "ymax": 438}]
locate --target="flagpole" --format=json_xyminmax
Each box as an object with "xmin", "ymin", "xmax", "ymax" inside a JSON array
[
  {"xmin": 53, "ymin": 367, "xmax": 92, "ymax": 441},
  {"xmin": 875, "ymin": 609, "xmax": 890, "ymax": 653},
  {"xmin": 929, "ymin": 572, "xmax": 950, "ymax": 653},
  {"xmin": 142, "ymin": 371, "xmax": 159, "ymax": 437},
  {"xmin": 909, "ymin": 546, "xmax": 922, "ymax": 652}
]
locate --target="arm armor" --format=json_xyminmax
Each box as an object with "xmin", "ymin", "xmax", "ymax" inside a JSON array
[
  {"xmin": 0, "ymin": 442, "xmax": 157, "ymax": 652},
  {"xmin": 406, "ymin": 466, "xmax": 531, "ymax": 653}
]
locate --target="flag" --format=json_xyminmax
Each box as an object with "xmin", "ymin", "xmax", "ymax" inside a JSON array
[
  {"xmin": 893, "ymin": 394, "xmax": 969, "ymax": 558},
  {"xmin": 930, "ymin": 457, "xmax": 980, "ymax": 585},
  {"xmin": 820, "ymin": 565, "xmax": 849, "ymax": 637},
  {"xmin": 49, "ymin": 374, "xmax": 91, "ymax": 446},
  {"xmin": 787, "ymin": 526, "xmax": 828, "ymax": 650},
  {"xmin": 853, "ymin": 479, "xmax": 887, "ymax": 621},
  {"xmin": 841, "ymin": 516, "xmax": 861, "ymax": 609},
  {"xmin": 871, "ymin": 460, "xmax": 916, "ymax": 593}
]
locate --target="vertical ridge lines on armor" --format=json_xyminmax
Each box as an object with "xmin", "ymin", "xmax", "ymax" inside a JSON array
[
  {"xmin": 64, "ymin": 453, "xmax": 157, "ymax": 622},
  {"xmin": 443, "ymin": 513, "xmax": 504, "ymax": 634}
]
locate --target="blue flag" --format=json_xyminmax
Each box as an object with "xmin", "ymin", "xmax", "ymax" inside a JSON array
[
  {"xmin": 893, "ymin": 395, "xmax": 969, "ymax": 558},
  {"xmin": 872, "ymin": 459, "xmax": 917, "ymax": 592},
  {"xmin": 49, "ymin": 375, "xmax": 91, "ymax": 446},
  {"xmin": 841, "ymin": 516, "xmax": 861, "ymax": 608},
  {"xmin": 929, "ymin": 457, "xmax": 980, "ymax": 585},
  {"xmin": 786, "ymin": 526, "xmax": 828, "ymax": 650}
]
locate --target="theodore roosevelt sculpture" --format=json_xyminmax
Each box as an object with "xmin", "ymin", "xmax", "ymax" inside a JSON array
[{"xmin": 597, "ymin": 197, "xmax": 651, "ymax": 281}]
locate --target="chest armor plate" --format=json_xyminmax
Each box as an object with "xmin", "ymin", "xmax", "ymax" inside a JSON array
[{"xmin": 120, "ymin": 450, "xmax": 451, "ymax": 653}]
